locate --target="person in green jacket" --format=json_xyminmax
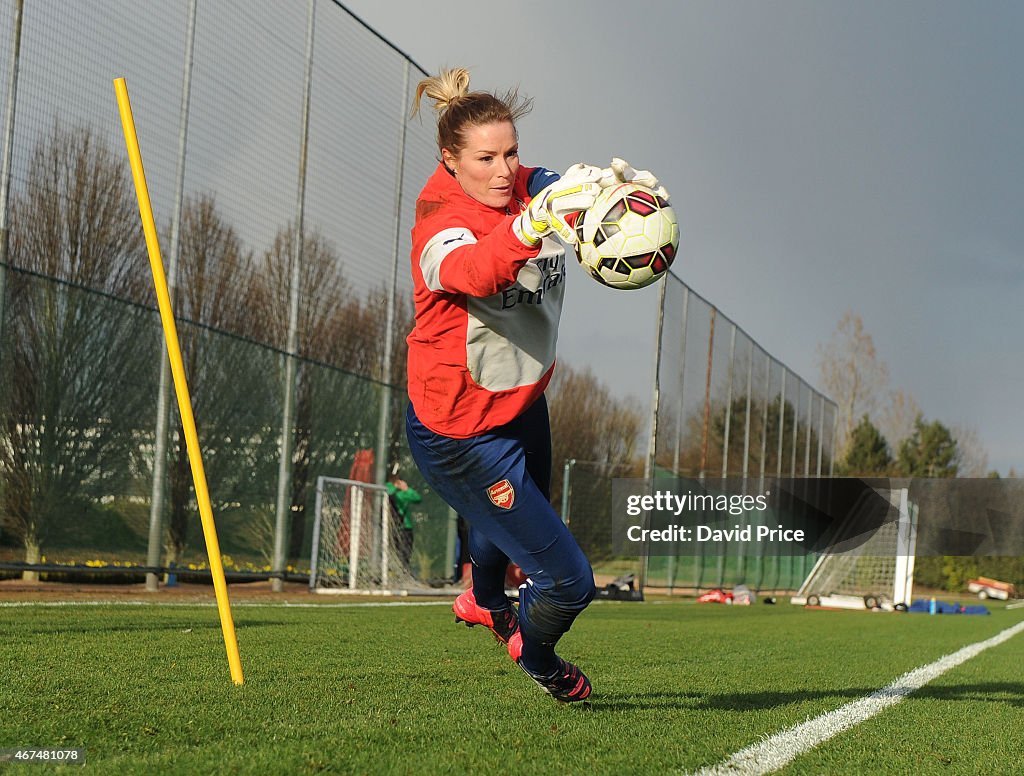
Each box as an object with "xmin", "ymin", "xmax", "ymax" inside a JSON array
[{"xmin": 385, "ymin": 473, "xmax": 422, "ymax": 573}]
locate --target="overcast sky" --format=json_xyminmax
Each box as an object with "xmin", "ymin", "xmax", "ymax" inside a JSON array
[{"xmin": 340, "ymin": 0, "xmax": 1024, "ymax": 475}]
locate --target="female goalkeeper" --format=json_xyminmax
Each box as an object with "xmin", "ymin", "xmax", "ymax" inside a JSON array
[{"xmin": 404, "ymin": 67, "xmax": 664, "ymax": 703}]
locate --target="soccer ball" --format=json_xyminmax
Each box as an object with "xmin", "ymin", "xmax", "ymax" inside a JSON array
[{"xmin": 574, "ymin": 182, "xmax": 679, "ymax": 290}]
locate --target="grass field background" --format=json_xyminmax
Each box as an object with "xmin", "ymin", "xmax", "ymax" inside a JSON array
[{"xmin": 1, "ymin": 596, "xmax": 1022, "ymax": 775}]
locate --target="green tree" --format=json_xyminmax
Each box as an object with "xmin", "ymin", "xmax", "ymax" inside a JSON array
[
  {"xmin": 839, "ymin": 415, "xmax": 892, "ymax": 476},
  {"xmin": 896, "ymin": 416, "xmax": 959, "ymax": 478}
]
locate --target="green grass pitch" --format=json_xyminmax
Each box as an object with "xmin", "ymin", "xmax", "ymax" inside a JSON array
[{"xmin": 1, "ymin": 598, "xmax": 1021, "ymax": 775}]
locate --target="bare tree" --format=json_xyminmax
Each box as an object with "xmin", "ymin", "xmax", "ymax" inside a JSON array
[
  {"xmin": 950, "ymin": 424, "xmax": 989, "ymax": 478},
  {"xmin": 254, "ymin": 225, "xmax": 387, "ymax": 560},
  {"xmin": 159, "ymin": 195, "xmax": 279, "ymax": 566},
  {"xmin": 0, "ymin": 124, "xmax": 149, "ymax": 578},
  {"xmin": 8, "ymin": 123, "xmax": 149, "ymax": 300},
  {"xmin": 816, "ymin": 311, "xmax": 889, "ymax": 457},
  {"xmin": 548, "ymin": 363, "xmax": 644, "ymax": 466},
  {"xmin": 174, "ymin": 195, "xmax": 258, "ymax": 333},
  {"xmin": 547, "ymin": 362, "xmax": 644, "ymax": 507},
  {"xmin": 878, "ymin": 388, "xmax": 921, "ymax": 452},
  {"xmin": 545, "ymin": 362, "xmax": 643, "ymax": 561},
  {"xmin": 252, "ymin": 223, "xmax": 349, "ymax": 357}
]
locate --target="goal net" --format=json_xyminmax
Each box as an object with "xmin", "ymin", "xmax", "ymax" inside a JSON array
[
  {"xmin": 791, "ymin": 487, "xmax": 917, "ymax": 610},
  {"xmin": 309, "ymin": 476, "xmax": 424, "ymax": 594}
]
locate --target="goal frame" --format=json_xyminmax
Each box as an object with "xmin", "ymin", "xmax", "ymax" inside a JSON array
[
  {"xmin": 790, "ymin": 487, "xmax": 918, "ymax": 611},
  {"xmin": 309, "ymin": 475, "xmax": 398, "ymax": 594}
]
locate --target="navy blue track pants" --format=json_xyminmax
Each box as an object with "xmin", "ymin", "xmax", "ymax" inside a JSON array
[{"xmin": 406, "ymin": 398, "xmax": 595, "ymax": 665}]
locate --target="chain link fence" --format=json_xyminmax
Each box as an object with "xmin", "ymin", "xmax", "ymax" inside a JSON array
[
  {"xmin": 0, "ymin": 262, "xmax": 454, "ymax": 581},
  {"xmin": 0, "ymin": 0, "xmax": 458, "ymax": 582},
  {"xmin": 652, "ymin": 277, "xmax": 836, "ymax": 483},
  {"xmin": 562, "ymin": 274, "xmax": 837, "ymax": 594},
  {"xmin": 0, "ymin": 1, "xmax": 835, "ymax": 593}
]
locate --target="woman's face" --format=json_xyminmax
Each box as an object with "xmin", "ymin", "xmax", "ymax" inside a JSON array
[{"xmin": 443, "ymin": 121, "xmax": 520, "ymax": 208}]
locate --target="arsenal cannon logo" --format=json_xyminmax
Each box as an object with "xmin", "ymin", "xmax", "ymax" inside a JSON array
[{"xmin": 486, "ymin": 479, "xmax": 515, "ymax": 510}]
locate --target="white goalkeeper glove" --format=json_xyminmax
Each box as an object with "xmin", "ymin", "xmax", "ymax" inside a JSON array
[
  {"xmin": 599, "ymin": 157, "xmax": 670, "ymax": 200},
  {"xmin": 513, "ymin": 163, "xmax": 603, "ymax": 246}
]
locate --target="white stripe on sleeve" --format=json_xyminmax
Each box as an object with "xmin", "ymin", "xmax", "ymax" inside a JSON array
[{"xmin": 419, "ymin": 227, "xmax": 477, "ymax": 292}]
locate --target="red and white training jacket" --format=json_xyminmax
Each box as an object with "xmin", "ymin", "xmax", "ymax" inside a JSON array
[{"xmin": 407, "ymin": 162, "xmax": 564, "ymax": 438}]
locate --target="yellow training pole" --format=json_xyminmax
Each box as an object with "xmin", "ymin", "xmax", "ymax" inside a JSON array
[{"xmin": 114, "ymin": 77, "xmax": 244, "ymax": 686}]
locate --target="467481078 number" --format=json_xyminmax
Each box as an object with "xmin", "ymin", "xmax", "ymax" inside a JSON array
[{"xmin": 0, "ymin": 748, "xmax": 85, "ymax": 764}]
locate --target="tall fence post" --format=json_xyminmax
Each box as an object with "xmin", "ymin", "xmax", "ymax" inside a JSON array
[
  {"xmin": 560, "ymin": 458, "xmax": 574, "ymax": 525},
  {"xmin": 741, "ymin": 342, "xmax": 753, "ymax": 481},
  {"xmin": 755, "ymin": 353, "xmax": 771, "ymax": 591},
  {"xmin": 790, "ymin": 379, "xmax": 801, "ymax": 477},
  {"xmin": 640, "ymin": 277, "xmax": 667, "ymax": 592},
  {"xmin": 720, "ymin": 323, "xmax": 736, "ymax": 478},
  {"xmin": 803, "ymin": 389, "xmax": 813, "ymax": 476},
  {"xmin": 789, "ymin": 380, "xmax": 803, "ymax": 588},
  {"xmin": 736, "ymin": 340, "xmax": 754, "ymax": 584},
  {"xmin": 444, "ymin": 505, "xmax": 458, "ymax": 581},
  {"xmin": 816, "ymin": 392, "xmax": 825, "ymax": 477},
  {"xmin": 373, "ymin": 59, "xmax": 410, "ymax": 491},
  {"xmin": 716, "ymin": 323, "xmax": 736, "ymax": 585},
  {"xmin": 643, "ymin": 273, "xmax": 667, "ymax": 482},
  {"xmin": 145, "ymin": 0, "xmax": 198, "ymax": 593},
  {"xmin": 776, "ymin": 367, "xmax": 786, "ymax": 480},
  {"xmin": 0, "ymin": 0, "xmax": 24, "ymax": 355},
  {"xmin": 672, "ymin": 285, "xmax": 689, "ymax": 474},
  {"xmin": 699, "ymin": 308, "xmax": 716, "ymax": 479},
  {"xmin": 272, "ymin": 0, "xmax": 316, "ymax": 592},
  {"xmin": 830, "ymin": 405, "xmax": 839, "ymax": 476},
  {"xmin": 759, "ymin": 354, "xmax": 770, "ymax": 486}
]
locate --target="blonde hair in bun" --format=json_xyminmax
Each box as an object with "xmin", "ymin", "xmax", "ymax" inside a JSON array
[
  {"xmin": 412, "ymin": 67, "xmax": 532, "ymax": 161},
  {"xmin": 412, "ymin": 67, "xmax": 472, "ymax": 115}
]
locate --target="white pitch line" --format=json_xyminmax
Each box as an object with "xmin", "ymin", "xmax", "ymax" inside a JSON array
[
  {"xmin": 687, "ymin": 619, "xmax": 1024, "ymax": 776},
  {"xmin": 0, "ymin": 599, "xmax": 453, "ymax": 609}
]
